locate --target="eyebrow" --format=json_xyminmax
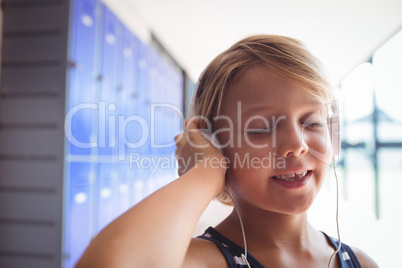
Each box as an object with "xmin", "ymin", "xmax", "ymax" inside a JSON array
[
  {"xmin": 243, "ymin": 106, "xmax": 274, "ymax": 117},
  {"xmin": 243, "ymin": 100, "xmax": 324, "ymax": 117}
]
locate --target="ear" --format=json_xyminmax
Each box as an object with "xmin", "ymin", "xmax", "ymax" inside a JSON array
[{"xmin": 327, "ymin": 100, "xmax": 340, "ymax": 158}]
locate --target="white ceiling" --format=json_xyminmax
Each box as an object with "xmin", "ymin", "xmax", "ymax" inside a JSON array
[{"xmin": 127, "ymin": 0, "xmax": 402, "ymax": 85}]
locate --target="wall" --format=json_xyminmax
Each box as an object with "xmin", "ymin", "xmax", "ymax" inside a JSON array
[
  {"xmin": 0, "ymin": 0, "xmax": 187, "ymax": 267},
  {"xmin": 0, "ymin": 0, "xmax": 70, "ymax": 267}
]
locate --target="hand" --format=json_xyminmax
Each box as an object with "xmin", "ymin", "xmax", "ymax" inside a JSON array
[{"xmin": 175, "ymin": 118, "xmax": 227, "ymax": 176}]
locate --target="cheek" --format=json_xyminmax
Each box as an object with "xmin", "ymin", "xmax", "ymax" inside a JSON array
[
  {"xmin": 223, "ymin": 144, "xmax": 276, "ymax": 174},
  {"xmin": 226, "ymin": 165, "xmax": 265, "ymax": 205},
  {"xmin": 224, "ymin": 147, "xmax": 263, "ymax": 186},
  {"xmin": 305, "ymin": 130, "xmax": 333, "ymax": 164}
]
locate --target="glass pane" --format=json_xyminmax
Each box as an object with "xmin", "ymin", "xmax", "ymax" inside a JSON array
[
  {"xmin": 341, "ymin": 63, "xmax": 374, "ymax": 144},
  {"xmin": 341, "ymin": 62, "xmax": 374, "ymax": 122},
  {"xmin": 373, "ymin": 29, "xmax": 402, "ymax": 142},
  {"xmin": 373, "ymin": 29, "xmax": 402, "ymax": 121}
]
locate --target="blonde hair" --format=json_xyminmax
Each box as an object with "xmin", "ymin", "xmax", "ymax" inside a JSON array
[{"xmin": 193, "ymin": 35, "xmax": 334, "ymax": 205}]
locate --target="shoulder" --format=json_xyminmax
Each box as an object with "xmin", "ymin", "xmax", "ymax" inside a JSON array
[
  {"xmin": 349, "ymin": 245, "xmax": 379, "ymax": 268},
  {"xmin": 182, "ymin": 238, "xmax": 228, "ymax": 268}
]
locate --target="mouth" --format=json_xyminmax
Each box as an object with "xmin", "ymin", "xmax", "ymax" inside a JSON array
[{"xmin": 271, "ymin": 170, "xmax": 311, "ymax": 182}]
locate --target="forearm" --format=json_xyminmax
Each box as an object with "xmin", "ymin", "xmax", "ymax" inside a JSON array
[{"xmin": 75, "ymin": 160, "xmax": 225, "ymax": 268}]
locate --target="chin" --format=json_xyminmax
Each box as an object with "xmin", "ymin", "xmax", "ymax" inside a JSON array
[
  {"xmin": 289, "ymin": 207, "xmax": 311, "ymax": 215},
  {"xmin": 276, "ymin": 198, "xmax": 314, "ymax": 215}
]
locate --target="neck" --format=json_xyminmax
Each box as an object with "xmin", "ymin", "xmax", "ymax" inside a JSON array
[{"xmin": 216, "ymin": 205, "xmax": 316, "ymax": 251}]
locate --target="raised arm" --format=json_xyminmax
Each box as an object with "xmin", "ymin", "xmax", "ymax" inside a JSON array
[{"xmin": 75, "ymin": 120, "xmax": 226, "ymax": 268}]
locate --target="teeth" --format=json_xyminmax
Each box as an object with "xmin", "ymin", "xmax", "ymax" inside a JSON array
[{"xmin": 273, "ymin": 170, "xmax": 308, "ymax": 182}]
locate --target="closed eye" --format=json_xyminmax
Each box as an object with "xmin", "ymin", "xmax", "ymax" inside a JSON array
[
  {"xmin": 302, "ymin": 121, "xmax": 325, "ymax": 128},
  {"xmin": 247, "ymin": 128, "xmax": 271, "ymax": 135}
]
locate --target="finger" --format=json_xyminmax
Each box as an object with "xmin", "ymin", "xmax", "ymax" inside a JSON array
[
  {"xmin": 184, "ymin": 118, "xmax": 206, "ymax": 141},
  {"xmin": 175, "ymin": 147, "xmax": 183, "ymax": 160},
  {"xmin": 174, "ymin": 132, "xmax": 185, "ymax": 145},
  {"xmin": 184, "ymin": 118, "xmax": 200, "ymax": 130}
]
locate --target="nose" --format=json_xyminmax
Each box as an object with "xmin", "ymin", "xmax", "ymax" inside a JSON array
[{"xmin": 276, "ymin": 122, "xmax": 308, "ymax": 158}]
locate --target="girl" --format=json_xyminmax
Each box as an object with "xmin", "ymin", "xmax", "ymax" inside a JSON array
[{"xmin": 76, "ymin": 35, "xmax": 378, "ymax": 267}]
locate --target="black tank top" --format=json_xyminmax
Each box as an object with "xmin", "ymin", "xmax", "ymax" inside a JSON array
[{"xmin": 198, "ymin": 227, "xmax": 362, "ymax": 268}]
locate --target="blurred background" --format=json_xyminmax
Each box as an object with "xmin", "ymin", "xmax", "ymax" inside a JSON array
[{"xmin": 0, "ymin": 0, "xmax": 401, "ymax": 267}]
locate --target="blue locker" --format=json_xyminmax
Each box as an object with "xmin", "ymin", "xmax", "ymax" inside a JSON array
[
  {"xmin": 150, "ymin": 50, "xmax": 161, "ymax": 155},
  {"xmin": 133, "ymin": 41, "xmax": 149, "ymax": 156},
  {"xmin": 159, "ymin": 56, "xmax": 168, "ymax": 104},
  {"xmin": 118, "ymin": 161, "xmax": 130, "ymax": 214},
  {"xmin": 165, "ymin": 64, "xmax": 183, "ymax": 156},
  {"xmin": 135, "ymin": 43, "xmax": 152, "ymax": 198},
  {"xmin": 174, "ymin": 68, "xmax": 184, "ymax": 156},
  {"xmin": 146, "ymin": 46, "xmax": 156, "ymax": 158},
  {"xmin": 156, "ymin": 56, "xmax": 166, "ymax": 155},
  {"xmin": 133, "ymin": 167, "xmax": 146, "ymax": 204},
  {"xmin": 142, "ymin": 44, "xmax": 152, "ymax": 156},
  {"xmin": 112, "ymin": 19, "xmax": 128, "ymax": 219},
  {"xmin": 130, "ymin": 98, "xmax": 148, "ymax": 157},
  {"xmin": 119, "ymin": 27, "xmax": 137, "ymax": 159},
  {"xmin": 121, "ymin": 27, "xmax": 136, "ymax": 108},
  {"xmin": 96, "ymin": 4, "xmax": 124, "ymax": 232},
  {"xmin": 137, "ymin": 41, "xmax": 149, "ymax": 103},
  {"xmin": 142, "ymin": 99, "xmax": 151, "ymax": 156},
  {"xmin": 162, "ymin": 58, "xmax": 176, "ymax": 155},
  {"xmin": 148, "ymin": 46, "xmax": 158, "ymax": 104},
  {"xmin": 114, "ymin": 20, "xmax": 125, "ymax": 160},
  {"xmin": 96, "ymin": 162, "xmax": 120, "ymax": 231},
  {"xmin": 127, "ymin": 161, "xmax": 137, "ymax": 207},
  {"xmin": 67, "ymin": 0, "xmax": 99, "ymax": 156},
  {"xmin": 124, "ymin": 32, "xmax": 141, "ymax": 208},
  {"xmin": 118, "ymin": 27, "xmax": 137, "ymax": 213},
  {"xmin": 172, "ymin": 64, "xmax": 182, "ymax": 155},
  {"xmin": 65, "ymin": 0, "xmax": 99, "ymax": 268},
  {"xmin": 127, "ymin": 33, "xmax": 141, "ymax": 158},
  {"xmin": 174, "ymin": 65, "xmax": 184, "ymax": 134},
  {"xmin": 166, "ymin": 64, "xmax": 178, "ymax": 154},
  {"xmin": 98, "ymin": 5, "xmax": 121, "ymax": 156},
  {"xmin": 65, "ymin": 162, "xmax": 96, "ymax": 268},
  {"xmin": 131, "ymin": 34, "xmax": 141, "ymax": 99},
  {"xmin": 172, "ymin": 66, "xmax": 183, "ymax": 156},
  {"xmin": 165, "ymin": 59, "xmax": 174, "ymax": 106},
  {"xmin": 131, "ymin": 168, "xmax": 141, "ymax": 206},
  {"xmin": 130, "ymin": 107, "xmax": 151, "ymax": 205}
]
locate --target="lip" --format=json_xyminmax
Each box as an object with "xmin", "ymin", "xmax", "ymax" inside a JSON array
[
  {"xmin": 270, "ymin": 170, "xmax": 312, "ymax": 188},
  {"xmin": 271, "ymin": 168, "xmax": 311, "ymax": 177}
]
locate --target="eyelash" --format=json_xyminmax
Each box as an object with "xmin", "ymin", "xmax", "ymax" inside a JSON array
[
  {"xmin": 302, "ymin": 121, "xmax": 325, "ymax": 128},
  {"xmin": 247, "ymin": 121, "xmax": 325, "ymax": 135},
  {"xmin": 247, "ymin": 128, "xmax": 271, "ymax": 135}
]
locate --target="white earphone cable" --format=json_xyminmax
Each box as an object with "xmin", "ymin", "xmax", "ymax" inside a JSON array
[
  {"xmin": 224, "ymin": 190, "xmax": 252, "ymax": 268},
  {"xmin": 328, "ymin": 157, "xmax": 342, "ymax": 268}
]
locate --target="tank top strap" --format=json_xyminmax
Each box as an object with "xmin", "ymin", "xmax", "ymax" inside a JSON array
[
  {"xmin": 322, "ymin": 232, "xmax": 362, "ymax": 268},
  {"xmin": 197, "ymin": 227, "xmax": 265, "ymax": 268}
]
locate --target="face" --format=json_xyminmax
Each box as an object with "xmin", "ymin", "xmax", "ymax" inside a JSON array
[{"xmin": 214, "ymin": 66, "xmax": 333, "ymax": 215}]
